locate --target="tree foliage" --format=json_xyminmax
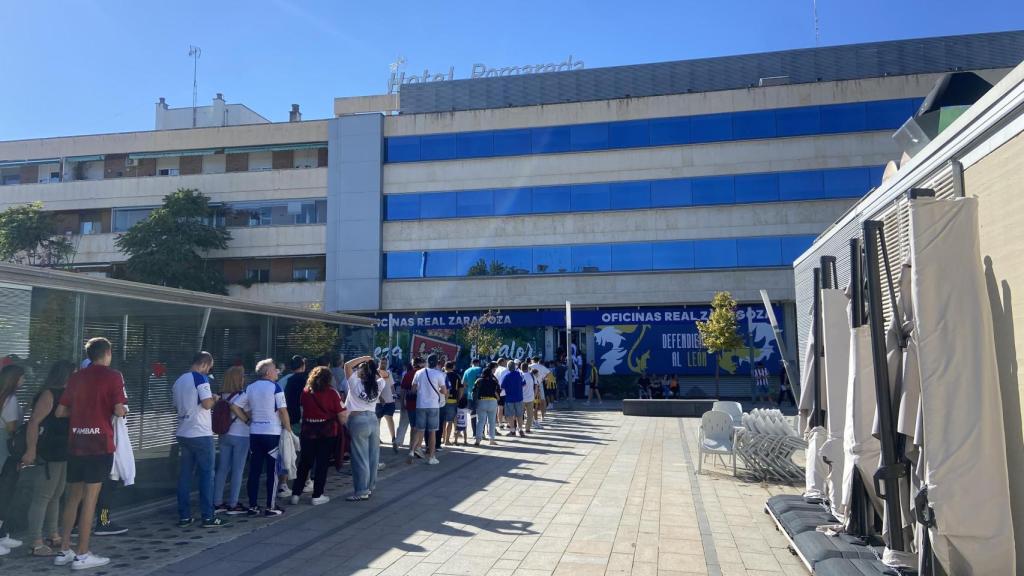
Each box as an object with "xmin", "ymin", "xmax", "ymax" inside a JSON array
[
  {"xmin": 288, "ymin": 305, "xmax": 339, "ymax": 359},
  {"xmin": 115, "ymin": 189, "xmax": 231, "ymax": 294},
  {"xmin": 460, "ymin": 310, "xmax": 504, "ymax": 360},
  {"xmin": 697, "ymin": 291, "xmax": 744, "ymax": 394},
  {"xmin": 0, "ymin": 202, "xmax": 75, "ymax": 268}
]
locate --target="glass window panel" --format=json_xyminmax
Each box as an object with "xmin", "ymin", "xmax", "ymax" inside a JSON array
[
  {"xmin": 691, "ymin": 175, "xmax": 735, "ymax": 205},
  {"xmin": 609, "ymin": 181, "xmax": 651, "ymax": 210},
  {"xmin": 531, "ymin": 126, "xmax": 571, "ymax": 153},
  {"xmin": 492, "ymin": 129, "xmax": 532, "ymax": 156},
  {"xmin": 732, "ymin": 110, "xmax": 777, "ymax": 139},
  {"xmin": 779, "ymin": 171, "xmax": 824, "ymax": 200},
  {"xmin": 734, "ymin": 173, "xmax": 779, "ymax": 203},
  {"xmin": 531, "ymin": 185, "xmax": 571, "ymax": 214},
  {"xmin": 570, "ymin": 123, "xmax": 609, "ymax": 151},
  {"xmin": 571, "ymin": 183, "xmax": 610, "ymax": 212},
  {"xmin": 612, "ymin": 243, "xmax": 653, "ymax": 271},
  {"xmin": 820, "ymin": 102, "xmax": 866, "ymax": 133},
  {"xmin": 492, "ymin": 247, "xmax": 532, "ymax": 276},
  {"xmin": 608, "ymin": 120, "xmax": 650, "ymax": 148},
  {"xmin": 649, "ymin": 117, "xmax": 691, "ymax": 146},
  {"xmin": 571, "ymin": 244, "xmax": 611, "ymax": 273},
  {"xmin": 823, "ymin": 167, "xmax": 871, "ymax": 198},
  {"xmin": 693, "ymin": 238, "xmax": 738, "ymax": 269},
  {"xmin": 385, "ymin": 195, "xmax": 420, "ymax": 221},
  {"xmin": 457, "ymin": 249, "xmax": 495, "ymax": 276},
  {"xmin": 456, "ymin": 132, "xmax": 493, "ymax": 158},
  {"xmin": 652, "ymin": 241, "xmax": 694, "ymax": 270},
  {"xmin": 650, "ymin": 178, "xmax": 692, "ymax": 208},
  {"xmin": 533, "ymin": 246, "xmax": 571, "ymax": 274},
  {"xmin": 869, "ymin": 165, "xmax": 886, "ymax": 186},
  {"xmin": 737, "ymin": 237, "xmax": 782, "ymax": 267},
  {"xmin": 781, "ymin": 235, "xmax": 816, "ymax": 264},
  {"xmin": 419, "ymin": 134, "xmax": 457, "ymax": 161},
  {"xmin": 385, "ymin": 252, "xmax": 424, "ymax": 279},
  {"xmin": 419, "ymin": 191, "xmax": 457, "ymax": 219},
  {"xmin": 386, "ymin": 137, "xmax": 419, "ymax": 163},
  {"xmin": 776, "ymin": 106, "xmax": 821, "ymax": 137},
  {"xmin": 866, "ymin": 100, "xmax": 914, "ymax": 131},
  {"xmin": 113, "ymin": 208, "xmax": 154, "ymax": 232},
  {"xmin": 456, "ymin": 190, "xmax": 493, "ymax": 217},
  {"xmin": 424, "ymin": 250, "xmax": 457, "ymax": 277},
  {"xmin": 690, "ymin": 113, "xmax": 733, "ymax": 143},
  {"xmin": 493, "ymin": 188, "xmax": 532, "ymax": 215}
]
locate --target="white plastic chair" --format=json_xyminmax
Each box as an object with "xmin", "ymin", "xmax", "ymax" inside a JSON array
[
  {"xmin": 712, "ymin": 401, "xmax": 744, "ymax": 429},
  {"xmin": 698, "ymin": 410, "xmax": 736, "ymax": 475}
]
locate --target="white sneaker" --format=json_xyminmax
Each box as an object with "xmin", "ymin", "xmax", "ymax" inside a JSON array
[
  {"xmin": 304, "ymin": 479, "xmax": 313, "ymax": 491},
  {"xmin": 72, "ymin": 552, "xmax": 110, "ymax": 570},
  {"xmin": 0, "ymin": 544, "xmax": 9, "ymax": 557},
  {"xmin": 277, "ymin": 488, "xmax": 292, "ymax": 498},
  {"xmin": 54, "ymin": 549, "xmax": 75, "ymax": 565},
  {"xmin": 311, "ymin": 495, "xmax": 330, "ymax": 506},
  {"xmin": 427, "ymin": 458, "xmax": 440, "ymax": 465},
  {"xmin": 377, "ymin": 462, "xmax": 386, "ymax": 471},
  {"xmin": 0, "ymin": 535, "xmax": 22, "ymax": 548},
  {"xmin": 289, "ymin": 494, "xmax": 299, "ymax": 505}
]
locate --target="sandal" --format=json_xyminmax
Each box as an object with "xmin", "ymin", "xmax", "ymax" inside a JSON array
[
  {"xmin": 45, "ymin": 536, "xmax": 62, "ymax": 548},
  {"xmin": 31, "ymin": 544, "xmax": 57, "ymax": 557}
]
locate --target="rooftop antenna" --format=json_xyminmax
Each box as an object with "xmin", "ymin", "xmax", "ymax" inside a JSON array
[
  {"xmin": 389, "ymin": 55, "xmax": 406, "ymax": 74},
  {"xmin": 812, "ymin": 0, "xmax": 820, "ymax": 46},
  {"xmin": 188, "ymin": 45, "xmax": 202, "ymax": 128}
]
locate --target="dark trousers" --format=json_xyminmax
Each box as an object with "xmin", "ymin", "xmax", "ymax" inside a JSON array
[
  {"xmin": 777, "ymin": 388, "xmax": 795, "ymax": 406},
  {"xmin": 247, "ymin": 434, "xmax": 280, "ymax": 509},
  {"xmin": 0, "ymin": 457, "xmax": 19, "ymax": 537},
  {"xmin": 292, "ymin": 435, "xmax": 335, "ymax": 498}
]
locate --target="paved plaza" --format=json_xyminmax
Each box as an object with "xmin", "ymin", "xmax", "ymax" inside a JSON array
[{"xmin": 1, "ymin": 407, "xmax": 805, "ymax": 576}]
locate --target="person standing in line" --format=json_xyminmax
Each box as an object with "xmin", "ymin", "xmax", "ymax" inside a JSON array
[
  {"xmin": 397, "ymin": 358, "xmax": 422, "ymax": 453},
  {"xmin": 501, "ymin": 361, "xmax": 525, "ymax": 437},
  {"xmin": 237, "ymin": 359, "xmax": 290, "ymax": 516},
  {"xmin": 752, "ymin": 361, "xmax": 771, "ymax": 404},
  {"xmin": 521, "ymin": 367, "xmax": 537, "ymax": 434},
  {"xmin": 277, "ymin": 356, "xmax": 306, "ymax": 497},
  {"xmin": 20, "ymin": 361, "xmax": 75, "ymax": 557},
  {"xmin": 408, "ymin": 354, "xmax": 447, "ymax": 465},
  {"xmin": 54, "ymin": 338, "xmax": 128, "ymax": 570},
  {"xmin": 777, "ymin": 365, "xmax": 795, "ymax": 407},
  {"xmin": 494, "ymin": 358, "xmax": 509, "ymax": 429},
  {"xmin": 375, "ymin": 358, "xmax": 398, "ymax": 453},
  {"xmin": 172, "ymin": 352, "xmax": 227, "ymax": 528},
  {"xmin": 76, "ymin": 357, "xmax": 129, "ymax": 536},
  {"xmin": 441, "ymin": 362, "xmax": 462, "ymax": 446},
  {"xmin": 344, "ymin": 357, "xmax": 385, "ymax": 500},
  {"xmin": 586, "ymin": 362, "xmax": 603, "ymax": 404},
  {"xmin": 289, "ymin": 367, "xmax": 343, "ymax": 505},
  {"xmin": 527, "ymin": 357, "xmax": 549, "ymax": 427},
  {"xmin": 213, "ymin": 366, "xmax": 250, "ymax": 515},
  {"xmin": 473, "ymin": 364, "xmax": 501, "ymax": 447},
  {"xmin": 543, "ymin": 362, "xmax": 557, "ymax": 410},
  {"xmin": 461, "ymin": 359, "xmax": 482, "ymax": 438},
  {"xmin": 0, "ymin": 364, "xmax": 25, "ymax": 556},
  {"xmin": 330, "ymin": 352, "xmax": 347, "ymax": 397}
]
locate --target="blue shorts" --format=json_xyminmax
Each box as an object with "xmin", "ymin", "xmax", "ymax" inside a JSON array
[
  {"xmin": 415, "ymin": 407, "xmax": 440, "ymax": 431},
  {"xmin": 504, "ymin": 402, "xmax": 523, "ymax": 418},
  {"xmin": 441, "ymin": 403, "xmax": 457, "ymax": 422}
]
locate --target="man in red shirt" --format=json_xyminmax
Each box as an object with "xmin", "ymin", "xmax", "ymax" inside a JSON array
[
  {"xmin": 54, "ymin": 338, "xmax": 128, "ymax": 570},
  {"xmin": 398, "ymin": 357, "xmax": 424, "ymax": 453}
]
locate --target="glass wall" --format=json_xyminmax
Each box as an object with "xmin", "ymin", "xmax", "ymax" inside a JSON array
[
  {"xmin": 384, "ymin": 235, "xmax": 815, "ymax": 279},
  {"xmin": 385, "ymin": 98, "xmax": 923, "ymax": 163},
  {"xmin": 385, "ymin": 166, "xmax": 884, "ymax": 221},
  {"xmin": 112, "ymin": 199, "xmax": 327, "ymax": 232}
]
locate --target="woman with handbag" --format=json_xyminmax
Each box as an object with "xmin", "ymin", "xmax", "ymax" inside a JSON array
[
  {"xmin": 344, "ymin": 357, "xmax": 384, "ymax": 501},
  {"xmin": 213, "ymin": 366, "xmax": 250, "ymax": 515},
  {"xmin": 20, "ymin": 361, "xmax": 75, "ymax": 556},
  {"xmin": 288, "ymin": 367, "xmax": 343, "ymax": 505},
  {"xmin": 0, "ymin": 363, "xmax": 26, "ymax": 555}
]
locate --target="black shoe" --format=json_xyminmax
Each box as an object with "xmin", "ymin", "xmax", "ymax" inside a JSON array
[
  {"xmin": 202, "ymin": 517, "xmax": 228, "ymax": 528},
  {"xmin": 213, "ymin": 504, "xmax": 229, "ymax": 515},
  {"xmin": 178, "ymin": 518, "xmax": 195, "ymax": 528},
  {"xmin": 519, "ymin": 431, "xmax": 526, "ymax": 438},
  {"xmin": 226, "ymin": 504, "xmax": 248, "ymax": 515},
  {"xmin": 263, "ymin": 507, "xmax": 284, "ymax": 517},
  {"xmin": 246, "ymin": 506, "xmax": 261, "ymax": 517},
  {"xmin": 94, "ymin": 521, "xmax": 128, "ymax": 536}
]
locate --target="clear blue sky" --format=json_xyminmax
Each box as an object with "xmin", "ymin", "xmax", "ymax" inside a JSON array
[{"xmin": 2, "ymin": 0, "xmax": 1022, "ymax": 141}]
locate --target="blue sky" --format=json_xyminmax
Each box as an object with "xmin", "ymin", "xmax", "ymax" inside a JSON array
[{"xmin": 1, "ymin": 0, "xmax": 1022, "ymax": 141}]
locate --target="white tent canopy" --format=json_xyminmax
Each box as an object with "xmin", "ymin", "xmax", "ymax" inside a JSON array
[{"xmin": 820, "ymin": 288, "xmax": 851, "ymax": 521}]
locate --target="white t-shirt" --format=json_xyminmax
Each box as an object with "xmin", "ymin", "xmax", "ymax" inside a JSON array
[
  {"xmin": 238, "ymin": 379, "xmax": 286, "ymax": 436},
  {"xmin": 522, "ymin": 372, "xmax": 536, "ymax": 402},
  {"xmin": 529, "ymin": 363, "xmax": 550, "ymax": 384},
  {"xmin": 0, "ymin": 395, "xmax": 22, "ymax": 463},
  {"xmin": 226, "ymin": 392, "xmax": 250, "ymax": 437},
  {"xmin": 346, "ymin": 374, "xmax": 385, "ymax": 412},
  {"xmin": 173, "ymin": 371, "xmax": 214, "ymax": 438},
  {"xmin": 413, "ymin": 368, "xmax": 446, "ymax": 409},
  {"xmin": 495, "ymin": 366, "xmax": 509, "ymax": 397}
]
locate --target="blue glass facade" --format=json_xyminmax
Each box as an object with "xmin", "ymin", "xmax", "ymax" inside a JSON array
[
  {"xmin": 384, "ymin": 235, "xmax": 815, "ymax": 279},
  {"xmin": 385, "ymin": 165, "xmax": 884, "ymax": 221},
  {"xmin": 385, "ymin": 98, "xmax": 921, "ymax": 163}
]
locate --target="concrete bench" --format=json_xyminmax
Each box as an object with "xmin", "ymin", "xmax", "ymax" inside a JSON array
[{"xmin": 621, "ymin": 398, "xmax": 716, "ymax": 417}]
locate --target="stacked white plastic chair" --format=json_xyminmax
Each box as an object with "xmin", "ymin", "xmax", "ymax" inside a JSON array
[
  {"xmin": 734, "ymin": 408, "xmax": 806, "ymax": 482},
  {"xmin": 697, "ymin": 410, "xmax": 736, "ymax": 475}
]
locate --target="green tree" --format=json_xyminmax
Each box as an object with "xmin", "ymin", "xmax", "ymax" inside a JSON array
[
  {"xmin": 696, "ymin": 291, "xmax": 744, "ymax": 398},
  {"xmin": 0, "ymin": 202, "xmax": 75, "ymax": 268},
  {"xmin": 115, "ymin": 188, "xmax": 231, "ymax": 294},
  {"xmin": 460, "ymin": 311, "xmax": 503, "ymax": 361}
]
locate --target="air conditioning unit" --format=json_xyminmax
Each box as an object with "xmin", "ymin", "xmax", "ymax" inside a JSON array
[{"xmin": 126, "ymin": 158, "xmax": 138, "ymax": 167}]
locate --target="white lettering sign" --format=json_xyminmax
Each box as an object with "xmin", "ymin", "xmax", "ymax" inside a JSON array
[{"xmin": 387, "ymin": 56, "xmax": 584, "ymax": 95}]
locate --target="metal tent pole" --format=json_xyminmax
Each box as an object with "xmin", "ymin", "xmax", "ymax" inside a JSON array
[
  {"xmin": 811, "ymin": 267, "xmax": 823, "ymax": 429},
  {"xmin": 863, "ymin": 220, "xmax": 908, "ymax": 552}
]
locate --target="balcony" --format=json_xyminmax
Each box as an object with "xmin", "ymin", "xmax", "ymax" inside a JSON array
[{"xmin": 227, "ymin": 281, "xmax": 325, "ymax": 308}]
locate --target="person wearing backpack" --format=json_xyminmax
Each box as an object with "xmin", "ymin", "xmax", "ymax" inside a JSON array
[
  {"xmin": 18, "ymin": 361, "xmax": 75, "ymax": 556},
  {"xmin": 213, "ymin": 366, "xmax": 250, "ymax": 515},
  {"xmin": 0, "ymin": 363, "xmax": 26, "ymax": 556}
]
